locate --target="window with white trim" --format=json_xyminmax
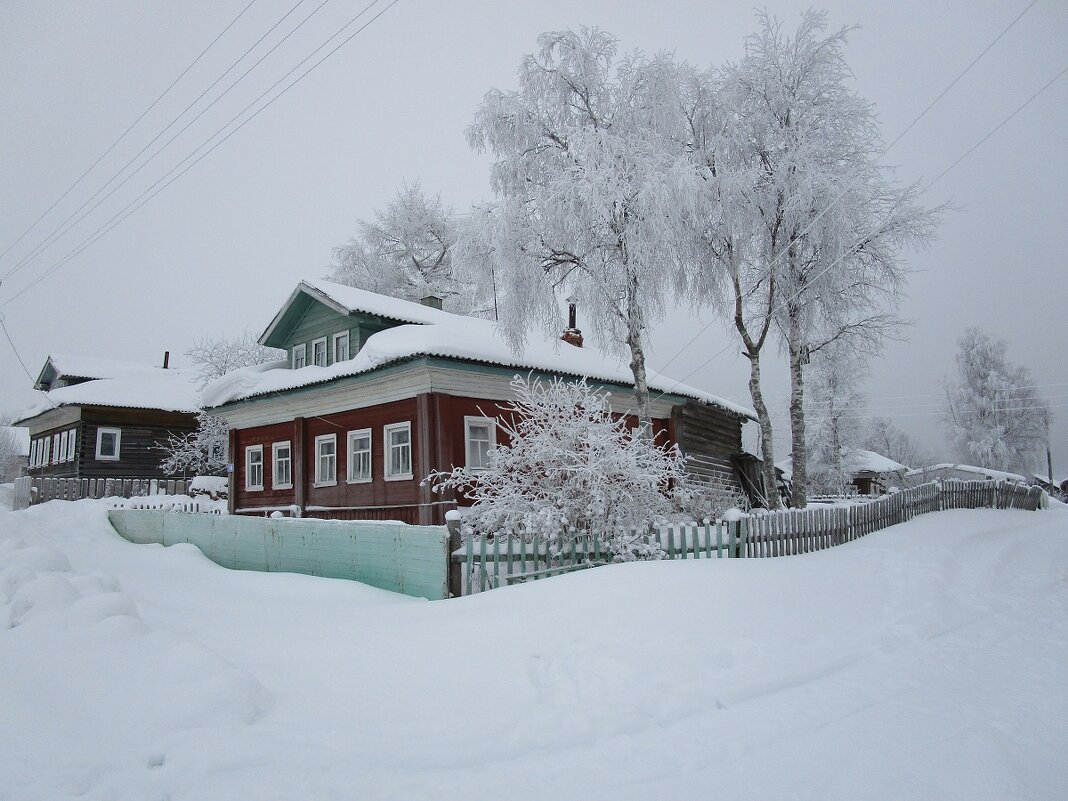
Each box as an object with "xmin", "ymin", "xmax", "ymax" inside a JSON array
[
  {"xmin": 312, "ymin": 337, "xmax": 327, "ymax": 367},
  {"xmin": 246, "ymin": 445, "xmax": 264, "ymax": 490},
  {"xmin": 65, "ymin": 428, "xmax": 77, "ymax": 462},
  {"xmin": 292, "ymin": 343, "xmax": 307, "ymax": 369},
  {"xmin": 95, "ymin": 428, "xmax": 121, "ymax": 461},
  {"xmin": 333, "ymin": 331, "xmax": 350, "ymax": 363},
  {"xmin": 464, "ymin": 416, "xmax": 496, "ymax": 470},
  {"xmin": 55, "ymin": 430, "xmax": 67, "ymax": 464},
  {"xmin": 315, "ymin": 433, "xmax": 337, "ymax": 486},
  {"xmin": 384, "ymin": 422, "xmax": 412, "ymax": 480},
  {"xmin": 30, "ymin": 439, "xmax": 38, "ymax": 468},
  {"xmin": 347, "ymin": 428, "xmax": 371, "ymax": 483},
  {"xmin": 272, "ymin": 441, "xmax": 292, "ymax": 489}
]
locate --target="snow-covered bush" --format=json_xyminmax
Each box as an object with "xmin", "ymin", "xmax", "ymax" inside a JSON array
[
  {"xmin": 427, "ymin": 375, "xmax": 696, "ymax": 562},
  {"xmin": 159, "ymin": 410, "xmax": 229, "ymax": 478}
]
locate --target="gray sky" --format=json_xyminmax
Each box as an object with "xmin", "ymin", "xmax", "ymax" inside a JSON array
[{"xmin": 2, "ymin": 0, "xmax": 1066, "ymax": 473}]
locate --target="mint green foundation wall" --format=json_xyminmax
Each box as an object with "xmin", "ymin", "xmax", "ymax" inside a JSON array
[{"xmin": 108, "ymin": 511, "xmax": 449, "ymax": 600}]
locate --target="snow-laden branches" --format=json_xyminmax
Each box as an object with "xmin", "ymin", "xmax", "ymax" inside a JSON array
[
  {"xmin": 159, "ymin": 410, "xmax": 229, "ymax": 478},
  {"xmin": 944, "ymin": 327, "xmax": 1050, "ymax": 472},
  {"xmin": 462, "ymin": 28, "xmax": 700, "ymax": 427},
  {"xmin": 186, "ymin": 331, "xmax": 284, "ymax": 388},
  {"xmin": 329, "ymin": 182, "xmax": 495, "ymax": 317},
  {"xmin": 804, "ymin": 345, "xmax": 868, "ymax": 495},
  {"xmin": 426, "ymin": 374, "xmax": 696, "ymax": 561}
]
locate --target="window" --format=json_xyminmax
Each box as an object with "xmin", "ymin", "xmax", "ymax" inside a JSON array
[
  {"xmin": 464, "ymin": 416, "xmax": 496, "ymax": 470},
  {"xmin": 384, "ymin": 422, "xmax": 412, "ymax": 480},
  {"xmin": 315, "ymin": 434, "xmax": 337, "ymax": 486},
  {"xmin": 272, "ymin": 441, "xmax": 292, "ymax": 489},
  {"xmin": 246, "ymin": 445, "xmax": 264, "ymax": 490},
  {"xmin": 55, "ymin": 431, "xmax": 67, "ymax": 464},
  {"xmin": 30, "ymin": 439, "xmax": 38, "ymax": 468},
  {"xmin": 95, "ymin": 428, "xmax": 121, "ymax": 461},
  {"xmin": 292, "ymin": 343, "xmax": 307, "ymax": 369},
  {"xmin": 333, "ymin": 331, "xmax": 350, "ymax": 363},
  {"xmin": 312, "ymin": 337, "xmax": 327, "ymax": 367},
  {"xmin": 347, "ymin": 428, "xmax": 371, "ymax": 483},
  {"xmin": 65, "ymin": 429, "xmax": 77, "ymax": 462}
]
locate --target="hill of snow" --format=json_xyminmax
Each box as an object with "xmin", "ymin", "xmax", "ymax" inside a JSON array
[{"xmin": 1, "ymin": 497, "xmax": 1066, "ymax": 800}]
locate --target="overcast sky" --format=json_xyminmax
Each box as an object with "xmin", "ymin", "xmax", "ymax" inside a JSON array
[{"xmin": 2, "ymin": 0, "xmax": 1066, "ymax": 473}]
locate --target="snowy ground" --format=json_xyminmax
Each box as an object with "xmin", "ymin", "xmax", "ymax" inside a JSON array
[{"xmin": 1, "ymin": 497, "xmax": 1066, "ymax": 800}]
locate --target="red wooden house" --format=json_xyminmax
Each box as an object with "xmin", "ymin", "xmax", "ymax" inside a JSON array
[{"xmin": 203, "ymin": 279, "xmax": 757, "ymax": 524}]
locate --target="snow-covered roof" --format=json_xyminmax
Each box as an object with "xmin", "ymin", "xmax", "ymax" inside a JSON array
[
  {"xmin": 904, "ymin": 464, "xmax": 1028, "ymax": 483},
  {"xmin": 776, "ymin": 449, "xmax": 907, "ymax": 481},
  {"xmin": 35, "ymin": 353, "xmax": 168, "ymax": 387},
  {"xmin": 15, "ymin": 368, "xmax": 201, "ymax": 422},
  {"xmin": 852, "ymin": 450, "xmax": 908, "ymax": 474},
  {"xmin": 213, "ymin": 279, "xmax": 756, "ymax": 419}
]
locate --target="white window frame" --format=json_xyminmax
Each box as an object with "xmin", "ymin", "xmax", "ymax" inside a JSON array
[
  {"xmin": 245, "ymin": 445, "xmax": 264, "ymax": 491},
  {"xmin": 30, "ymin": 439, "xmax": 38, "ymax": 468},
  {"xmin": 292, "ymin": 343, "xmax": 307, "ymax": 369},
  {"xmin": 346, "ymin": 428, "xmax": 372, "ymax": 484},
  {"xmin": 272, "ymin": 441, "xmax": 293, "ymax": 489},
  {"xmin": 55, "ymin": 430, "xmax": 67, "ymax": 464},
  {"xmin": 464, "ymin": 415, "xmax": 497, "ymax": 471},
  {"xmin": 333, "ymin": 331, "xmax": 350, "ymax": 363},
  {"xmin": 312, "ymin": 336, "xmax": 327, "ymax": 367},
  {"xmin": 384, "ymin": 422, "xmax": 413, "ymax": 481},
  {"xmin": 65, "ymin": 428, "xmax": 77, "ymax": 462},
  {"xmin": 314, "ymin": 433, "xmax": 337, "ymax": 487},
  {"xmin": 95, "ymin": 427, "xmax": 121, "ymax": 461}
]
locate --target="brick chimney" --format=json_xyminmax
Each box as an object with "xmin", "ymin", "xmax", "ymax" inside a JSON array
[
  {"xmin": 420, "ymin": 295, "xmax": 443, "ymax": 310},
  {"xmin": 560, "ymin": 299, "xmax": 583, "ymax": 348}
]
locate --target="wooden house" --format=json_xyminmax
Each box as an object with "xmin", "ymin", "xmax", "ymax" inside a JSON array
[
  {"xmin": 14, "ymin": 354, "xmax": 201, "ymax": 482},
  {"xmin": 850, "ymin": 450, "xmax": 908, "ymax": 495},
  {"xmin": 203, "ymin": 279, "xmax": 758, "ymax": 524},
  {"xmin": 903, "ymin": 463, "xmax": 1027, "ymax": 486}
]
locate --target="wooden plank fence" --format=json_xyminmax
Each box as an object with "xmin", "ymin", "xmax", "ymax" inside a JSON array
[
  {"xmin": 453, "ymin": 479, "xmax": 1045, "ymax": 595},
  {"xmin": 11, "ymin": 476, "xmax": 190, "ymax": 510}
]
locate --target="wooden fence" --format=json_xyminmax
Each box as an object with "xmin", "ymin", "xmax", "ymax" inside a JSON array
[
  {"xmin": 11, "ymin": 476, "xmax": 190, "ymax": 511},
  {"xmin": 453, "ymin": 479, "xmax": 1045, "ymax": 595}
]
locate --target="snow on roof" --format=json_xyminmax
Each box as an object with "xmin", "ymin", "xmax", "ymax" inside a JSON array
[
  {"xmin": 15, "ymin": 368, "xmax": 201, "ymax": 422},
  {"xmin": 904, "ymin": 464, "xmax": 1028, "ymax": 483},
  {"xmin": 303, "ymin": 278, "xmax": 453, "ymax": 325},
  {"xmin": 775, "ymin": 450, "xmax": 907, "ymax": 480},
  {"xmin": 1, "ymin": 426, "xmax": 30, "ymax": 456},
  {"xmin": 852, "ymin": 450, "xmax": 908, "ymax": 474},
  {"xmin": 210, "ymin": 280, "xmax": 756, "ymax": 419},
  {"xmin": 43, "ymin": 353, "xmax": 167, "ymax": 382}
]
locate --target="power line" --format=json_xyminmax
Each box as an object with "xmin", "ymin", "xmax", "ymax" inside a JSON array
[
  {"xmin": 0, "ymin": 0, "xmax": 259, "ymax": 266},
  {"xmin": 650, "ymin": 0, "xmax": 1042, "ymax": 383},
  {"xmin": 0, "ymin": 0, "xmax": 402, "ymax": 310},
  {"xmin": 1, "ymin": 0, "xmax": 320, "ymax": 283},
  {"xmin": 0, "ymin": 316, "xmax": 56, "ymax": 409}
]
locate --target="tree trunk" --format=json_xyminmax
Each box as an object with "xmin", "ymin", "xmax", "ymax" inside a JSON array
[
  {"xmin": 748, "ymin": 349, "xmax": 781, "ymax": 510},
  {"xmin": 624, "ymin": 268, "xmax": 652, "ymax": 434},
  {"xmin": 788, "ymin": 305, "xmax": 808, "ymax": 508}
]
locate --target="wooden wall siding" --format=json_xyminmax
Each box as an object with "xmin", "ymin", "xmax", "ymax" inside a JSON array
[
  {"xmin": 232, "ymin": 420, "xmax": 296, "ymax": 512},
  {"xmin": 78, "ymin": 407, "xmax": 199, "ymax": 480},
  {"xmin": 673, "ymin": 400, "xmax": 745, "ymax": 489},
  {"xmin": 27, "ymin": 419, "xmax": 83, "ymax": 479},
  {"xmin": 284, "ymin": 300, "xmax": 357, "ymax": 367}
]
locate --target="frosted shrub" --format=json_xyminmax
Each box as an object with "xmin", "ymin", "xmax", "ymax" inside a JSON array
[{"xmin": 427, "ymin": 375, "xmax": 696, "ymax": 562}]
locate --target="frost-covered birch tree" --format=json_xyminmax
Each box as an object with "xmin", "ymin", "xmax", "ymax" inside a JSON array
[
  {"xmin": 463, "ymin": 29, "xmax": 696, "ymax": 429},
  {"xmin": 719, "ymin": 10, "xmax": 938, "ymax": 507},
  {"xmin": 804, "ymin": 345, "xmax": 868, "ymax": 495},
  {"xmin": 330, "ymin": 182, "xmax": 494, "ymax": 317},
  {"xmin": 944, "ymin": 327, "xmax": 1050, "ymax": 472},
  {"xmin": 427, "ymin": 375, "xmax": 696, "ymax": 561}
]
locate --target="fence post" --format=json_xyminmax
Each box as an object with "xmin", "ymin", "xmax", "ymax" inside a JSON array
[{"xmin": 446, "ymin": 515, "xmax": 462, "ymax": 598}]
